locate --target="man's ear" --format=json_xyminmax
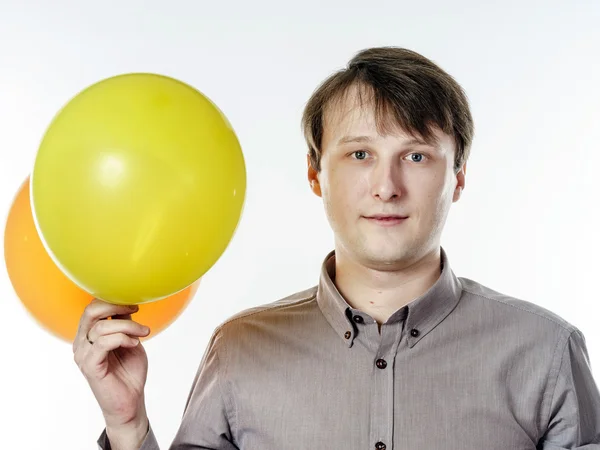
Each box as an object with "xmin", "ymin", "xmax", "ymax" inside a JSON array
[
  {"xmin": 453, "ymin": 161, "xmax": 466, "ymax": 202},
  {"xmin": 307, "ymin": 154, "xmax": 322, "ymax": 197}
]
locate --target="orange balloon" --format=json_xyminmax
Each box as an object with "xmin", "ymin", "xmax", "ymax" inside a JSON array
[{"xmin": 4, "ymin": 177, "xmax": 200, "ymax": 343}]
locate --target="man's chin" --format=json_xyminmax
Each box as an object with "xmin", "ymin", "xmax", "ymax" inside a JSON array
[{"xmin": 360, "ymin": 245, "xmax": 412, "ymax": 266}]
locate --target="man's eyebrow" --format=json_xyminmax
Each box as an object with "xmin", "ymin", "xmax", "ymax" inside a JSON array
[
  {"xmin": 336, "ymin": 135, "xmax": 438, "ymax": 148},
  {"xmin": 337, "ymin": 135, "xmax": 374, "ymax": 145}
]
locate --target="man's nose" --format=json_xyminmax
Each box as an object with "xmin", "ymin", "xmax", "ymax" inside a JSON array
[{"xmin": 371, "ymin": 162, "xmax": 402, "ymax": 201}]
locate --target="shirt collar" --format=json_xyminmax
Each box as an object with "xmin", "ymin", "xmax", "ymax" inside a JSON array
[{"xmin": 316, "ymin": 247, "xmax": 463, "ymax": 348}]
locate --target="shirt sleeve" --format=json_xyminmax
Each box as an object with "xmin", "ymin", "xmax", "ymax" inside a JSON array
[
  {"xmin": 96, "ymin": 327, "xmax": 238, "ymax": 449},
  {"xmin": 539, "ymin": 329, "xmax": 600, "ymax": 449},
  {"xmin": 96, "ymin": 424, "xmax": 158, "ymax": 449}
]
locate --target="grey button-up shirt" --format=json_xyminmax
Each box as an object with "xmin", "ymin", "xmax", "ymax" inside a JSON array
[{"xmin": 98, "ymin": 248, "xmax": 600, "ymax": 449}]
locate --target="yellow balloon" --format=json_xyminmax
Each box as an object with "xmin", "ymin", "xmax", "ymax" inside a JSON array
[{"xmin": 31, "ymin": 73, "xmax": 246, "ymax": 305}]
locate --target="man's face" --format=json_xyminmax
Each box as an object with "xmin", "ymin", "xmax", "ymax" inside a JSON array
[{"xmin": 308, "ymin": 91, "xmax": 465, "ymax": 270}]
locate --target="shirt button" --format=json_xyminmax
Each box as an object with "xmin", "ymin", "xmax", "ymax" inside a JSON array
[
  {"xmin": 344, "ymin": 331, "xmax": 351, "ymax": 339},
  {"xmin": 410, "ymin": 329, "xmax": 420, "ymax": 337},
  {"xmin": 375, "ymin": 442, "xmax": 386, "ymax": 449},
  {"xmin": 353, "ymin": 315, "xmax": 364, "ymax": 324},
  {"xmin": 376, "ymin": 358, "xmax": 387, "ymax": 369}
]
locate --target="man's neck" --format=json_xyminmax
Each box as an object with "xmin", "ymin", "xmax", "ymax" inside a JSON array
[{"xmin": 332, "ymin": 247, "xmax": 443, "ymax": 326}]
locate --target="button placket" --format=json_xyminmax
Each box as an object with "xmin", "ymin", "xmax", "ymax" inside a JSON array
[{"xmin": 369, "ymin": 322, "xmax": 400, "ymax": 450}]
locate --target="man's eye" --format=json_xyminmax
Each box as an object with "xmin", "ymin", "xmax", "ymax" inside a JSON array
[
  {"xmin": 352, "ymin": 151, "xmax": 368, "ymax": 160},
  {"xmin": 407, "ymin": 153, "xmax": 425, "ymax": 162}
]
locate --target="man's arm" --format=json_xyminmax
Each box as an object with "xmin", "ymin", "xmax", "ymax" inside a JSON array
[
  {"xmin": 538, "ymin": 329, "xmax": 600, "ymax": 449},
  {"xmin": 97, "ymin": 327, "xmax": 238, "ymax": 449}
]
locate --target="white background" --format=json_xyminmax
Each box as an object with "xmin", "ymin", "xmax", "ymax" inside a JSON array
[{"xmin": 1, "ymin": 1, "xmax": 599, "ymax": 448}]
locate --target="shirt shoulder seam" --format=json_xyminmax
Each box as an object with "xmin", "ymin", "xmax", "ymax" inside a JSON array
[
  {"xmin": 213, "ymin": 327, "xmax": 238, "ymax": 442},
  {"xmin": 461, "ymin": 287, "xmax": 576, "ymax": 333},
  {"xmin": 215, "ymin": 291, "xmax": 318, "ymax": 332},
  {"xmin": 543, "ymin": 329, "xmax": 576, "ymax": 433}
]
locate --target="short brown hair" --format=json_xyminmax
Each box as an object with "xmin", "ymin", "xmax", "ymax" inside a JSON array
[{"xmin": 301, "ymin": 47, "xmax": 474, "ymax": 174}]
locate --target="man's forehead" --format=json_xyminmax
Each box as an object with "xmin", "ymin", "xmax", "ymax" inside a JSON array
[
  {"xmin": 323, "ymin": 90, "xmax": 375, "ymax": 124},
  {"xmin": 323, "ymin": 102, "xmax": 432, "ymax": 144},
  {"xmin": 324, "ymin": 101, "xmax": 392, "ymax": 138}
]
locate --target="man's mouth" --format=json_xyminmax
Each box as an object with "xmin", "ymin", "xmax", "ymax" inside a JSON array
[{"xmin": 364, "ymin": 215, "xmax": 409, "ymax": 226}]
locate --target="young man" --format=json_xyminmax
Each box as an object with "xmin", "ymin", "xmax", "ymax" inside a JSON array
[{"xmin": 76, "ymin": 47, "xmax": 600, "ymax": 450}]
